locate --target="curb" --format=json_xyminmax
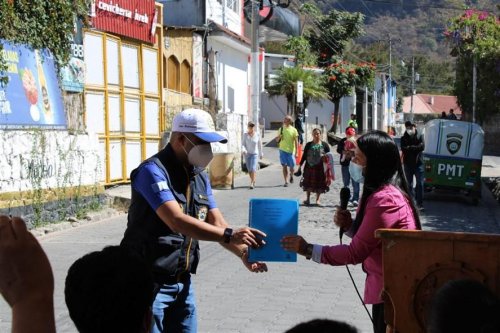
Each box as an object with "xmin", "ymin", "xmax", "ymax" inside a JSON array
[{"xmin": 32, "ymin": 206, "xmax": 124, "ymax": 239}]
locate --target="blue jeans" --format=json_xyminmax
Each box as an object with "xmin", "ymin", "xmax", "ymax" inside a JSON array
[
  {"xmin": 341, "ymin": 165, "xmax": 360, "ymax": 201},
  {"xmin": 151, "ymin": 277, "xmax": 197, "ymax": 333},
  {"xmin": 404, "ymin": 164, "xmax": 424, "ymax": 206}
]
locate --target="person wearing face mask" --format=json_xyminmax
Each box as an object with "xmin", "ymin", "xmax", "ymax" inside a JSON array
[
  {"xmin": 401, "ymin": 121, "xmax": 425, "ymax": 210},
  {"xmin": 281, "ymin": 131, "xmax": 421, "ymax": 333},
  {"xmin": 120, "ymin": 108, "xmax": 268, "ymax": 333}
]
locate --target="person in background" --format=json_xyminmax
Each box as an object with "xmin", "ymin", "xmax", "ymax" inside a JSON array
[
  {"xmin": 276, "ymin": 115, "xmax": 299, "ymax": 187},
  {"xmin": 297, "ymin": 128, "xmax": 330, "ymax": 206},
  {"xmin": 0, "ymin": 215, "xmax": 55, "ymax": 333},
  {"xmin": 427, "ymin": 279, "xmax": 500, "ymax": 333},
  {"xmin": 285, "ymin": 319, "xmax": 358, "ymax": 333},
  {"xmin": 401, "ymin": 121, "xmax": 425, "ymax": 210},
  {"xmin": 242, "ymin": 121, "xmax": 263, "ymax": 189},
  {"xmin": 337, "ymin": 127, "xmax": 360, "ymax": 207},
  {"xmin": 441, "ymin": 111, "xmax": 447, "ymax": 119},
  {"xmin": 294, "ymin": 114, "xmax": 305, "ymax": 145},
  {"xmin": 347, "ymin": 113, "xmax": 358, "ymax": 129},
  {"xmin": 447, "ymin": 108, "xmax": 458, "ymax": 120},
  {"xmin": 65, "ymin": 246, "xmax": 154, "ymax": 333},
  {"xmin": 281, "ymin": 131, "xmax": 422, "ymax": 333},
  {"xmin": 120, "ymin": 108, "xmax": 267, "ymax": 333}
]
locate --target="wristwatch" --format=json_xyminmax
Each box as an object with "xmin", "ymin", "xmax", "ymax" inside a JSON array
[
  {"xmin": 305, "ymin": 243, "xmax": 313, "ymax": 260},
  {"xmin": 223, "ymin": 228, "xmax": 233, "ymax": 243}
]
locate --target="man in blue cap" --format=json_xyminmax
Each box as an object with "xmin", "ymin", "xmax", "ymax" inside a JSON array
[{"xmin": 121, "ymin": 108, "xmax": 268, "ymax": 333}]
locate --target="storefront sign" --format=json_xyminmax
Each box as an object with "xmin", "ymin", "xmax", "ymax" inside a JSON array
[
  {"xmin": 91, "ymin": 0, "xmax": 157, "ymax": 43},
  {"xmin": 60, "ymin": 18, "xmax": 85, "ymax": 92},
  {"xmin": 0, "ymin": 41, "xmax": 66, "ymax": 129},
  {"xmin": 192, "ymin": 34, "xmax": 203, "ymax": 99}
]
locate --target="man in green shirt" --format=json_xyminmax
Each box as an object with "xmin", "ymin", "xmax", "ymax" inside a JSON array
[
  {"xmin": 276, "ymin": 115, "xmax": 299, "ymax": 187},
  {"xmin": 347, "ymin": 114, "xmax": 358, "ymax": 130}
]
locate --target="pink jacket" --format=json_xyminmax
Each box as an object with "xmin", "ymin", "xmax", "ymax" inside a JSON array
[{"xmin": 321, "ymin": 184, "xmax": 418, "ymax": 304}]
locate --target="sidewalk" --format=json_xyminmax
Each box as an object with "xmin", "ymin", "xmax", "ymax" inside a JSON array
[{"xmin": 482, "ymin": 155, "xmax": 500, "ymax": 178}]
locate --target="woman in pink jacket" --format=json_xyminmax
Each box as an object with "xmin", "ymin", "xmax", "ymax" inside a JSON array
[{"xmin": 282, "ymin": 131, "xmax": 422, "ymax": 333}]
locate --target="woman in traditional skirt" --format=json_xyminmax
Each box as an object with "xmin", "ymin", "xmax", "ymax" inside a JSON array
[{"xmin": 298, "ymin": 128, "xmax": 330, "ymax": 206}]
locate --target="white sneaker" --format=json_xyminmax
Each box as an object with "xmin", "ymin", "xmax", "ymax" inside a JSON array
[{"xmin": 351, "ymin": 200, "xmax": 359, "ymax": 207}]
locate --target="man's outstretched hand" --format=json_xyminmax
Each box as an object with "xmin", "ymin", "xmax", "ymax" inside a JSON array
[{"xmin": 241, "ymin": 250, "xmax": 268, "ymax": 273}]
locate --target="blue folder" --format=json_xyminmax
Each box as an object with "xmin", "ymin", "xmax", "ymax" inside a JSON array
[{"xmin": 248, "ymin": 198, "xmax": 299, "ymax": 262}]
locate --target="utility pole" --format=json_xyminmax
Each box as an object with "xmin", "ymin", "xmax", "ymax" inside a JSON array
[
  {"xmin": 250, "ymin": 0, "xmax": 260, "ymax": 128},
  {"xmin": 387, "ymin": 35, "xmax": 393, "ymax": 131},
  {"xmin": 410, "ymin": 56, "xmax": 414, "ymax": 123},
  {"xmin": 472, "ymin": 56, "xmax": 476, "ymax": 123}
]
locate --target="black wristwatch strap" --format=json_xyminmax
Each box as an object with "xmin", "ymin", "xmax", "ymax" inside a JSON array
[
  {"xmin": 305, "ymin": 243, "xmax": 313, "ymax": 260},
  {"xmin": 223, "ymin": 228, "xmax": 233, "ymax": 243}
]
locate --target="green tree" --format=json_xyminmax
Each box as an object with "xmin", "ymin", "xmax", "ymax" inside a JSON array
[
  {"xmin": 323, "ymin": 58, "xmax": 375, "ymax": 133},
  {"xmin": 267, "ymin": 66, "xmax": 328, "ymax": 118},
  {"xmin": 283, "ymin": 36, "xmax": 317, "ymax": 67},
  {"xmin": 300, "ymin": 3, "xmax": 374, "ymax": 133},
  {"xmin": 445, "ymin": 8, "xmax": 500, "ymax": 123},
  {"xmin": 301, "ymin": 3, "xmax": 365, "ymax": 59},
  {"xmin": 0, "ymin": 0, "xmax": 90, "ymax": 85}
]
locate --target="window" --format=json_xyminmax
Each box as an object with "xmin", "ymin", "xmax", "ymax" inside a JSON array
[
  {"xmin": 142, "ymin": 48, "xmax": 159, "ymax": 94},
  {"xmin": 180, "ymin": 60, "xmax": 191, "ymax": 94},
  {"xmin": 167, "ymin": 55, "xmax": 180, "ymax": 91},
  {"xmin": 84, "ymin": 33, "xmax": 104, "ymax": 86},
  {"xmin": 106, "ymin": 38, "xmax": 119, "ymax": 85},
  {"xmin": 121, "ymin": 44, "xmax": 139, "ymax": 88},
  {"xmin": 226, "ymin": 0, "xmax": 239, "ymax": 13}
]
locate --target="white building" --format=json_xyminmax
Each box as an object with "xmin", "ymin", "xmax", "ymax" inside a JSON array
[{"xmin": 261, "ymin": 53, "xmax": 397, "ymax": 137}]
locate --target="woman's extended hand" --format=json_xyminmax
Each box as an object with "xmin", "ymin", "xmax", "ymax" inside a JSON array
[
  {"xmin": 334, "ymin": 208, "xmax": 353, "ymax": 232},
  {"xmin": 280, "ymin": 235, "xmax": 308, "ymax": 256}
]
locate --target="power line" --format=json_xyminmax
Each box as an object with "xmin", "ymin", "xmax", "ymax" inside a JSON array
[
  {"xmin": 359, "ymin": 0, "xmax": 495, "ymax": 13},
  {"xmin": 299, "ymin": 3, "xmax": 383, "ymax": 65},
  {"xmin": 359, "ymin": 0, "xmax": 376, "ymax": 18}
]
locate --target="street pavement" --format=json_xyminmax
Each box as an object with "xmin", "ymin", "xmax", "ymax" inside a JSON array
[{"xmin": 1, "ymin": 144, "xmax": 499, "ymax": 333}]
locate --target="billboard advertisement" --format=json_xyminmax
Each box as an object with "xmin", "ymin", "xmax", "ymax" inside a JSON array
[
  {"xmin": 0, "ymin": 41, "xmax": 66, "ymax": 128},
  {"xmin": 60, "ymin": 18, "xmax": 85, "ymax": 93}
]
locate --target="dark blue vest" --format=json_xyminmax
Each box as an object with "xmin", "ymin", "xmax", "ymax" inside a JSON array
[{"xmin": 121, "ymin": 144, "xmax": 211, "ymax": 283}]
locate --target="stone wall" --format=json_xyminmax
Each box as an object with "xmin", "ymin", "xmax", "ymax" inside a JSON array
[
  {"xmin": 0, "ymin": 129, "xmax": 103, "ymax": 225},
  {"xmin": 0, "ymin": 130, "xmax": 101, "ymax": 193},
  {"xmin": 0, "ymin": 193, "xmax": 108, "ymax": 229}
]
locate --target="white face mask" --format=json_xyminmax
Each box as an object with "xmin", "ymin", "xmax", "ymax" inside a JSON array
[
  {"xmin": 349, "ymin": 162, "xmax": 365, "ymax": 184},
  {"xmin": 182, "ymin": 135, "xmax": 214, "ymax": 172},
  {"xmin": 406, "ymin": 128, "xmax": 415, "ymax": 136}
]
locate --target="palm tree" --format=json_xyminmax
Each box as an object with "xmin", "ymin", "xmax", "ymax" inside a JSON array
[{"xmin": 267, "ymin": 66, "xmax": 328, "ymax": 118}]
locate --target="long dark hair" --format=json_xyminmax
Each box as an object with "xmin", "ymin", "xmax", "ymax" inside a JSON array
[{"xmin": 352, "ymin": 131, "xmax": 421, "ymax": 235}]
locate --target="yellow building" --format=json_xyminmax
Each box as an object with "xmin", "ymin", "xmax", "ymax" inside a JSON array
[
  {"xmin": 163, "ymin": 27, "xmax": 207, "ymax": 130},
  {"xmin": 84, "ymin": 1, "xmax": 164, "ymax": 184}
]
